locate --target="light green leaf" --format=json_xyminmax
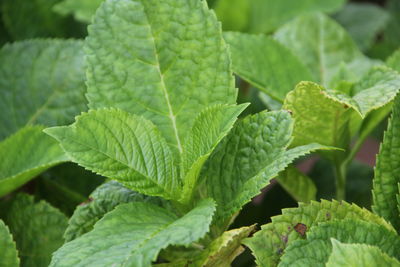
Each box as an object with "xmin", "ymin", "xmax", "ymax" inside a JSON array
[
  {"xmin": 50, "ymin": 199, "xmax": 216, "ymax": 267},
  {"xmin": 214, "ymin": 0, "xmax": 345, "ymax": 33},
  {"xmin": 279, "ymin": 219, "xmax": 400, "ymax": 267},
  {"xmin": 326, "ymin": 240, "xmax": 400, "ymax": 267},
  {"xmin": 0, "ymin": 39, "xmax": 87, "ymax": 140},
  {"xmin": 64, "ymin": 181, "xmax": 163, "ymax": 242},
  {"xmin": 6, "ymin": 194, "xmax": 68, "ymax": 267},
  {"xmin": 85, "ymin": 0, "xmax": 236, "ymax": 154},
  {"xmin": 244, "ymin": 200, "xmax": 394, "ymax": 267},
  {"xmin": 0, "ymin": 126, "xmax": 68, "ymax": 197},
  {"xmin": 223, "ymin": 32, "xmax": 314, "ymax": 102},
  {"xmin": 193, "ymin": 225, "xmax": 256, "ymax": 267},
  {"xmin": 44, "ymin": 109, "xmax": 180, "ymax": 200},
  {"xmin": 372, "ymin": 94, "xmax": 400, "ymax": 230},
  {"xmin": 334, "ymin": 3, "xmax": 389, "ymax": 51},
  {"xmin": 180, "ymin": 104, "xmax": 247, "ymax": 204},
  {"xmin": 276, "ymin": 166, "xmax": 317, "ymax": 202},
  {"xmin": 0, "ymin": 220, "xmax": 19, "ymax": 267},
  {"xmin": 275, "ymin": 13, "xmax": 374, "ymax": 87},
  {"xmin": 387, "ymin": 48, "xmax": 400, "ymax": 72},
  {"xmin": 53, "ymin": 0, "xmax": 103, "ymax": 23},
  {"xmin": 202, "ymin": 110, "xmax": 331, "ymax": 223}
]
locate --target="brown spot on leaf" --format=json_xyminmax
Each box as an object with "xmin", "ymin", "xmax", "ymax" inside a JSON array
[
  {"xmin": 294, "ymin": 223, "xmax": 307, "ymax": 236},
  {"xmin": 79, "ymin": 197, "xmax": 94, "ymax": 206},
  {"xmin": 281, "ymin": 235, "xmax": 288, "ymax": 243},
  {"xmin": 343, "ymin": 104, "xmax": 349, "ymax": 109}
]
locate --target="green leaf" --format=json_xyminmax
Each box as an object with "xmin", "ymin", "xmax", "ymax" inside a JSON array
[
  {"xmin": 0, "ymin": 39, "xmax": 87, "ymax": 140},
  {"xmin": 180, "ymin": 104, "xmax": 247, "ymax": 204},
  {"xmin": 275, "ymin": 13, "xmax": 374, "ymax": 87},
  {"xmin": 50, "ymin": 199, "xmax": 216, "ymax": 267},
  {"xmin": 44, "ymin": 109, "xmax": 180, "ymax": 200},
  {"xmin": 53, "ymin": 0, "xmax": 103, "ymax": 23},
  {"xmin": 244, "ymin": 200, "xmax": 394, "ymax": 267},
  {"xmin": 193, "ymin": 225, "xmax": 256, "ymax": 267},
  {"xmin": 0, "ymin": 220, "xmax": 19, "ymax": 267},
  {"xmin": 326, "ymin": 240, "xmax": 400, "ymax": 267},
  {"xmin": 202, "ymin": 110, "xmax": 331, "ymax": 223},
  {"xmin": 387, "ymin": 48, "xmax": 400, "ymax": 72},
  {"xmin": 223, "ymin": 32, "xmax": 314, "ymax": 102},
  {"xmin": 1, "ymin": 0, "xmax": 70, "ymax": 39},
  {"xmin": 276, "ymin": 166, "xmax": 317, "ymax": 202},
  {"xmin": 0, "ymin": 126, "xmax": 67, "ymax": 197},
  {"xmin": 279, "ymin": 219, "xmax": 400, "ymax": 267},
  {"xmin": 334, "ymin": 3, "xmax": 389, "ymax": 51},
  {"xmin": 64, "ymin": 181, "xmax": 163, "ymax": 242},
  {"xmin": 214, "ymin": 0, "xmax": 345, "ymax": 33},
  {"xmin": 372, "ymin": 94, "xmax": 400, "ymax": 230},
  {"xmin": 85, "ymin": 0, "xmax": 236, "ymax": 154},
  {"xmin": 6, "ymin": 194, "xmax": 68, "ymax": 267}
]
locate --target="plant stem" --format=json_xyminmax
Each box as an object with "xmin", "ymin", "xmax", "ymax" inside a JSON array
[{"xmin": 334, "ymin": 160, "xmax": 347, "ymax": 201}]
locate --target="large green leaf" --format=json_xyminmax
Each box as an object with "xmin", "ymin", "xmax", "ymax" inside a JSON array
[
  {"xmin": 64, "ymin": 181, "xmax": 163, "ymax": 242},
  {"xmin": 244, "ymin": 200, "xmax": 394, "ymax": 267},
  {"xmin": 53, "ymin": 0, "xmax": 103, "ymax": 23},
  {"xmin": 0, "ymin": 220, "xmax": 19, "ymax": 267},
  {"xmin": 50, "ymin": 199, "xmax": 216, "ymax": 267},
  {"xmin": 334, "ymin": 3, "xmax": 389, "ymax": 52},
  {"xmin": 279, "ymin": 219, "xmax": 400, "ymax": 266},
  {"xmin": 85, "ymin": 0, "xmax": 236, "ymax": 154},
  {"xmin": 0, "ymin": 39, "xmax": 87, "ymax": 140},
  {"xmin": 372, "ymin": 94, "xmax": 400, "ymax": 230},
  {"xmin": 45, "ymin": 109, "xmax": 180, "ymax": 200},
  {"xmin": 202, "ymin": 110, "xmax": 330, "ymax": 223},
  {"xmin": 326, "ymin": 240, "xmax": 400, "ymax": 267},
  {"xmin": 214, "ymin": 0, "xmax": 345, "ymax": 33},
  {"xmin": 223, "ymin": 32, "xmax": 313, "ymax": 102},
  {"xmin": 275, "ymin": 13, "xmax": 375, "ymax": 87},
  {"xmin": 6, "ymin": 194, "xmax": 68, "ymax": 267},
  {"xmin": 0, "ymin": 126, "xmax": 68, "ymax": 197}
]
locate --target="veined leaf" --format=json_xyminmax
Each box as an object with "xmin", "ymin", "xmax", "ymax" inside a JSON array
[
  {"xmin": 275, "ymin": 12, "xmax": 375, "ymax": 87},
  {"xmin": 53, "ymin": 0, "xmax": 103, "ymax": 23},
  {"xmin": 372, "ymin": 94, "xmax": 400, "ymax": 230},
  {"xmin": 326, "ymin": 240, "xmax": 400, "ymax": 267},
  {"xmin": 0, "ymin": 39, "xmax": 87, "ymax": 140},
  {"xmin": 276, "ymin": 166, "xmax": 317, "ymax": 202},
  {"xmin": 279, "ymin": 219, "xmax": 400, "ymax": 267},
  {"xmin": 44, "ymin": 109, "xmax": 180, "ymax": 200},
  {"xmin": 202, "ymin": 110, "xmax": 331, "ymax": 223},
  {"xmin": 85, "ymin": 0, "xmax": 236, "ymax": 154},
  {"xmin": 223, "ymin": 32, "xmax": 314, "ymax": 102},
  {"xmin": 334, "ymin": 3, "xmax": 389, "ymax": 51},
  {"xmin": 64, "ymin": 181, "xmax": 163, "ymax": 242},
  {"xmin": 50, "ymin": 199, "xmax": 216, "ymax": 267},
  {"xmin": 0, "ymin": 126, "xmax": 68, "ymax": 197},
  {"xmin": 6, "ymin": 194, "xmax": 68, "ymax": 267},
  {"xmin": 244, "ymin": 200, "xmax": 394, "ymax": 267},
  {"xmin": 0, "ymin": 220, "xmax": 19, "ymax": 267},
  {"xmin": 180, "ymin": 104, "xmax": 248, "ymax": 204}
]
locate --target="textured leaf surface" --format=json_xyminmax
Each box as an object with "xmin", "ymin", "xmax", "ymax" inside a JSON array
[
  {"xmin": 335, "ymin": 3, "xmax": 389, "ymax": 51},
  {"xmin": 0, "ymin": 126, "xmax": 67, "ymax": 197},
  {"xmin": 326, "ymin": 240, "xmax": 400, "ymax": 267},
  {"xmin": 275, "ymin": 13, "xmax": 373, "ymax": 87},
  {"xmin": 53, "ymin": 0, "xmax": 103, "ymax": 23},
  {"xmin": 0, "ymin": 220, "xmax": 19, "ymax": 267},
  {"xmin": 64, "ymin": 181, "xmax": 163, "ymax": 242},
  {"xmin": 193, "ymin": 225, "xmax": 256, "ymax": 267},
  {"xmin": 45, "ymin": 109, "xmax": 180, "ymax": 200},
  {"xmin": 244, "ymin": 200, "xmax": 394, "ymax": 267},
  {"xmin": 202, "ymin": 110, "xmax": 330, "ymax": 222},
  {"xmin": 372, "ymin": 94, "xmax": 400, "ymax": 230},
  {"xmin": 85, "ymin": 0, "xmax": 236, "ymax": 153},
  {"xmin": 0, "ymin": 39, "xmax": 87, "ymax": 140},
  {"xmin": 276, "ymin": 166, "xmax": 317, "ymax": 202},
  {"xmin": 224, "ymin": 32, "xmax": 313, "ymax": 101},
  {"xmin": 6, "ymin": 194, "xmax": 68, "ymax": 267},
  {"xmin": 50, "ymin": 199, "xmax": 216, "ymax": 267},
  {"xmin": 214, "ymin": 0, "xmax": 345, "ymax": 33},
  {"xmin": 279, "ymin": 219, "xmax": 400, "ymax": 267}
]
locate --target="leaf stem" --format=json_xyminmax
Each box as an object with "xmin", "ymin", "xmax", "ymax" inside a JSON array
[{"xmin": 334, "ymin": 160, "xmax": 347, "ymax": 201}]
